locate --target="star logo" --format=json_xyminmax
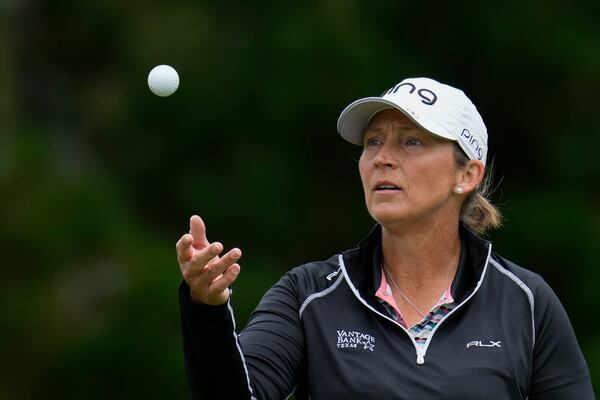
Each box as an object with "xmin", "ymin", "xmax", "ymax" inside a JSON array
[{"xmin": 362, "ymin": 340, "xmax": 375, "ymax": 351}]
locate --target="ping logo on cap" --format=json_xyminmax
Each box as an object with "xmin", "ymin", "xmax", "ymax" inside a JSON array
[
  {"xmin": 381, "ymin": 82, "xmax": 438, "ymax": 105},
  {"xmin": 460, "ymin": 129, "xmax": 485, "ymax": 161}
]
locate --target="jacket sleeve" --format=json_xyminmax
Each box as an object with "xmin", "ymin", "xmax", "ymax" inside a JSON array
[
  {"xmin": 529, "ymin": 279, "xmax": 596, "ymax": 399},
  {"xmin": 179, "ymin": 270, "xmax": 305, "ymax": 400},
  {"xmin": 179, "ymin": 281, "xmax": 255, "ymax": 400},
  {"xmin": 238, "ymin": 270, "xmax": 306, "ymax": 399}
]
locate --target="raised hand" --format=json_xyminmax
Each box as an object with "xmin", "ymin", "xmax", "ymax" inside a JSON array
[{"xmin": 176, "ymin": 215, "xmax": 242, "ymax": 305}]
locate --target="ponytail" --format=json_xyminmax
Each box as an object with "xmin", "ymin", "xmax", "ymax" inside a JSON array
[{"xmin": 454, "ymin": 145, "xmax": 502, "ymax": 235}]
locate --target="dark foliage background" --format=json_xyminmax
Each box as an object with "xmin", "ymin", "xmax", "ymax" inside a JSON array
[{"xmin": 1, "ymin": 0, "xmax": 598, "ymax": 398}]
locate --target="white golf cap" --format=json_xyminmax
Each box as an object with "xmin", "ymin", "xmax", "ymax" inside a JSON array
[{"xmin": 337, "ymin": 77, "xmax": 488, "ymax": 165}]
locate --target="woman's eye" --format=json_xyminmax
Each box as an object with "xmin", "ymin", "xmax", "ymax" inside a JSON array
[
  {"xmin": 405, "ymin": 137, "xmax": 422, "ymax": 146},
  {"xmin": 365, "ymin": 137, "xmax": 382, "ymax": 146}
]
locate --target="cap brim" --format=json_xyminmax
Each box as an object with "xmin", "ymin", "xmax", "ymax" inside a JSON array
[{"xmin": 337, "ymin": 97, "xmax": 455, "ymax": 145}]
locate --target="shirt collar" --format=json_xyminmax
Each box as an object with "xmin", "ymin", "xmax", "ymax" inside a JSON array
[{"xmin": 345, "ymin": 223, "xmax": 490, "ymax": 305}]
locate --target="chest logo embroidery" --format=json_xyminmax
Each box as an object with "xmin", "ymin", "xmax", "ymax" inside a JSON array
[
  {"xmin": 466, "ymin": 340, "xmax": 502, "ymax": 348},
  {"xmin": 336, "ymin": 330, "xmax": 375, "ymax": 351}
]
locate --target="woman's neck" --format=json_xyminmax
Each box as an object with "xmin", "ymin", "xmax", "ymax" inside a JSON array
[{"xmin": 380, "ymin": 217, "xmax": 461, "ymax": 290}]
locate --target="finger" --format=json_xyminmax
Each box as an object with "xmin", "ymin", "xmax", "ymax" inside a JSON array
[
  {"xmin": 181, "ymin": 242, "xmax": 224, "ymax": 285},
  {"xmin": 176, "ymin": 234, "xmax": 194, "ymax": 263},
  {"xmin": 201, "ymin": 248, "xmax": 242, "ymax": 280},
  {"xmin": 189, "ymin": 215, "xmax": 210, "ymax": 250},
  {"xmin": 206, "ymin": 247, "xmax": 241, "ymax": 271},
  {"xmin": 208, "ymin": 263, "xmax": 241, "ymax": 294},
  {"xmin": 190, "ymin": 241, "xmax": 224, "ymax": 271}
]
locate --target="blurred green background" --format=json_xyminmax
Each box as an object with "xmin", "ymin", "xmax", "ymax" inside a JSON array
[{"xmin": 1, "ymin": 0, "xmax": 598, "ymax": 398}]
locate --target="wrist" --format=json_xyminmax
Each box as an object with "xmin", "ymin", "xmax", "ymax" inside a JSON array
[{"xmin": 191, "ymin": 288, "xmax": 231, "ymax": 306}]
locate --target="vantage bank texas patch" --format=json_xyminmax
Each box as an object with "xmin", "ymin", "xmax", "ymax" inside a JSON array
[{"xmin": 336, "ymin": 329, "xmax": 376, "ymax": 352}]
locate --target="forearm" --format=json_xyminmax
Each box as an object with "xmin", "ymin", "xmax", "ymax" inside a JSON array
[{"xmin": 179, "ymin": 281, "xmax": 254, "ymax": 400}]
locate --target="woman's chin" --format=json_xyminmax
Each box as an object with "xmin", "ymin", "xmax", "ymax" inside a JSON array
[
  {"xmin": 369, "ymin": 204, "xmax": 435, "ymax": 229},
  {"xmin": 369, "ymin": 209, "xmax": 410, "ymax": 227}
]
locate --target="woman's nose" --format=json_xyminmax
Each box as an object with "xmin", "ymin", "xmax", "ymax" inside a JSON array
[{"xmin": 373, "ymin": 144, "xmax": 396, "ymax": 167}]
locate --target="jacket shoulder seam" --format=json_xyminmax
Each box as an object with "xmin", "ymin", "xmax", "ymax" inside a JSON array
[
  {"xmin": 489, "ymin": 258, "xmax": 536, "ymax": 346},
  {"xmin": 298, "ymin": 267, "xmax": 344, "ymax": 319}
]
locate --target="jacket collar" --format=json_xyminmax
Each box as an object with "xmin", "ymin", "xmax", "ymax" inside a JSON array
[{"xmin": 342, "ymin": 223, "xmax": 491, "ymax": 304}]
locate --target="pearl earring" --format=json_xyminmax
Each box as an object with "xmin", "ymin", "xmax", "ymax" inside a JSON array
[{"xmin": 455, "ymin": 187, "xmax": 464, "ymax": 194}]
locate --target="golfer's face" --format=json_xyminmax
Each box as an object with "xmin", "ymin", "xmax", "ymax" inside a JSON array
[{"xmin": 358, "ymin": 109, "xmax": 460, "ymax": 228}]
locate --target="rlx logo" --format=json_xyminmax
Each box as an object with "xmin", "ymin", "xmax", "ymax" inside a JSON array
[{"xmin": 466, "ymin": 340, "xmax": 502, "ymax": 348}]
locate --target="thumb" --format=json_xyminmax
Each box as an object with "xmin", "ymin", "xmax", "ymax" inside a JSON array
[{"xmin": 189, "ymin": 215, "xmax": 210, "ymax": 249}]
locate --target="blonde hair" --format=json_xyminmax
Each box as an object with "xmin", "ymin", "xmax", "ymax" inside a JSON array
[{"xmin": 454, "ymin": 145, "xmax": 503, "ymax": 235}]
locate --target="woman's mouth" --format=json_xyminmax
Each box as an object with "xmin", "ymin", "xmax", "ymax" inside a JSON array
[{"xmin": 374, "ymin": 184, "xmax": 402, "ymax": 192}]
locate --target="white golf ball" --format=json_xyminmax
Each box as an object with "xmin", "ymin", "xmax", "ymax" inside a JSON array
[{"xmin": 148, "ymin": 65, "xmax": 179, "ymax": 97}]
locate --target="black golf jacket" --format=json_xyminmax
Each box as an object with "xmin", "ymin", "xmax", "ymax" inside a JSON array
[{"xmin": 179, "ymin": 224, "xmax": 595, "ymax": 399}]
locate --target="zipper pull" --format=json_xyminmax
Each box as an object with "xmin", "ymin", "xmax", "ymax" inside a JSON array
[{"xmin": 416, "ymin": 349, "xmax": 425, "ymax": 365}]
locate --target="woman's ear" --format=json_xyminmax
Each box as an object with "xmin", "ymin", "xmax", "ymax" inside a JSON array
[{"xmin": 456, "ymin": 160, "xmax": 485, "ymax": 194}]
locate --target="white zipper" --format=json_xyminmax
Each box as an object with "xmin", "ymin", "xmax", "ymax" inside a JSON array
[
  {"xmin": 338, "ymin": 242, "xmax": 492, "ymax": 365},
  {"xmin": 416, "ymin": 348, "xmax": 425, "ymax": 365}
]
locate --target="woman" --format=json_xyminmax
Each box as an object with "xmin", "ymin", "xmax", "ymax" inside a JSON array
[{"xmin": 176, "ymin": 77, "xmax": 594, "ymax": 399}]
